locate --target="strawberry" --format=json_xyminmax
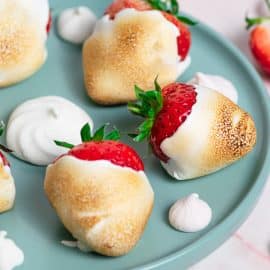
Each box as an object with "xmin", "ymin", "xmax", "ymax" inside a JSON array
[
  {"xmin": 46, "ymin": 11, "xmax": 52, "ymax": 34},
  {"xmin": 247, "ymin": 22, "xmax": 270, "ymax": 74},
  {"xmin": 162, "ymin": 12, "xmax": 191, "ymax": 60},
  {"xmin": 128, "ymin": 79, "xmax": 197, "ymax": 162},
  {"xmin": 0, "ymin": 122, "xmax": 11, "ymax": 167},
  {"xmin": 105, "ymin": 0, "xmax": 195, "ymax": 60},
  {"xmin": 250, "ymin": 25, "xmax": 270, "ymax": 74},
  {"xmin": 55, "ymin": 123, "xmax": 144, "ymax": 171},
  {"xmin": 245, "ymin": 0, "xmax": 270, "ymax": 74},
  {"xmin": 0, "ymin": 151, "xmax": 9, "ymax": 167},
  {"xmin": 105, "ymin": 0, "xmax": 152, "ymax": 19}
]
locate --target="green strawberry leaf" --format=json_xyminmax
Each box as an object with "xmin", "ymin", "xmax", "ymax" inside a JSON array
[
  {"xmin": 127, "ymin": 103, "xmax": 143, "ymax": 116},
  {"xmin": 92, "ymin": 124, "xmax": 106, "ymax": 141},
  {"xmin": 128, "ymin": 78, "xmax": 163, "ymax": 142},
  {"xmin": 54, "ymin": 140, "xmax": 74, "ymax": 149},
  {"xmin": 146, "ymin": 0, "xmax": 197, "ymax": 26},
  {"xmin": 0, "ymin": 121, "xmax": 5, "ymax": 137},
  {"xmin": 55, "ymin": 123, "xmax": 121, "ymax": 150},
  {"xmin": 245, "ymin": 16, "xmax": 270, "ymax": 29},
  {"xmin": 171, "ymin": 0, "xmax": 179, "ymax": 14},
  {"xmin": 80, "ymin": 123, "xmax": 92, "ymax": 142},
  {"xmin": 176, "ymin": 15, "xmax": 198, "ymax": 26},
  {"xmin": 147, "ymin": 0, "xmax": 167, "ymax": 11},
  {"xmin": 128, "ymin": 133, "xmax": 139, "ymax": 139},
  {"xmin": 105, "ymin": 128, "xmax": 121, "ymax": 141}
]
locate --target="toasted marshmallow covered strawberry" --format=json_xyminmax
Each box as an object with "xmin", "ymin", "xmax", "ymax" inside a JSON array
[
  {"xmin": 83, "ymin": 0, "xmax": 195, "ymax": 105},
  {"xmin": 44, "ymin": 124, "xmax": 154, "ymax": 256},
  {"xmin": 105, "ymin": 0, "xmax": 192, "ymax": 60},
  {"xmin": 0, "ymin": 0, "xmax": 51, "ymax": 87},
  {"xmin": 0, "ymin": 122, "xmax": 15, "ymax": 213},
  {"xmin": 128, "ymin": 80, "xmax": 257, "ymax": 180}
]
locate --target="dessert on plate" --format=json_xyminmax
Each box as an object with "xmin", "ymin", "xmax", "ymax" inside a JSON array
[
  {"xmin": 128, "ymin": 80, "xmax": 257, "ymax": 180},
  {"xmin": 188, "ymin": 72, "xmax": 238, "ymax": 104},
  {"xmin": 44, "ymin": 124, "xmax": 154, "ymax": 256},
  {"xmin": 0, "ymin": 0, "xmax": 51, "ymax": 87},
  {"xmin": 6, "ymin": 96, "xmax": 93, "ymax": 166},
  {"xmin": 0, "ymin": 122, "xmax": 15, "ymax": 213},
  {"xmin": 57, "ymin": 6, "xmax": 97, "ymax": 45},
  {"xmin": 169, "ymin": 193, "xmax": 212, "ymax": 232},
  {"xmin": 83, "ymin": 0, "xmax": 193, "ymax": 105}
]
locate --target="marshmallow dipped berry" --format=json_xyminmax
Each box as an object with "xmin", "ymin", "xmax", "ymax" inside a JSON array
[
  {"xmin": 128, "ymin": 80, "xmax": 256, "ymax": 180},
  {"xmin": 83, "ymin": 0, "xmax": 194, "ymax": 105},
  {"xmin": 44, "ymin": 124, "xmax": 154, "ymax": 256},
  {"xmin": 0, "ymin": 123, "xmax": 15, "ymax": 213},
  {"xmin": 0, "ymin": 0, "xmax": 51, "ymax": 87}
]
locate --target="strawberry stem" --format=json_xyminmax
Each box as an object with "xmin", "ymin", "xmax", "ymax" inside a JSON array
[
  {"xmin": 146, "ymin": 0, "xmax": 197, "ymax": 25},
  {"xmin": 245, "ymin": 15, "xmax": 270, "ymax": 29},
  {"xmin": 55, "ymin": 123, "xmax": 121, "ymax": 149},
  {"xmin": 105, "ymin": 128, "xmax": 120, "ymax": 140},
  {"xmin": 128, "ymin": 78, "xmax": 163, "ymax": 142},
  {"xmin": 81, "ymin": 123, "xmax": 92, "ymax": 142},
  {"xmin": 54, "ymin": 141, "xmax": 74, "ymax": 149}
]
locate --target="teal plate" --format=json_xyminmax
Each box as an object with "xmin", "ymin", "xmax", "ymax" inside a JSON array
[{"xmin": 0, "ymin": 1, "xmax": 270, "ymax": 269}]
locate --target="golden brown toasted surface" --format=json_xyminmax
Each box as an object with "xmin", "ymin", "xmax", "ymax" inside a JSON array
[
  {"xmin": 0, "ymin": 2, "xmax": 46, "ymax": 87},
  {"xmin": 0, "ymin": 164, "xmax": 9, "ymax": 179},
  {"xmin": 0, "ymin": 165, "xmax": 15, "ymax": 213},
  {"xmin": 160, "ymin": 86, "xmax": 257, "ymax": 180},
  {"xmin": 0, "ymin": 199, "xmax": 11, "ymax": 213},
  {"xmin": 201, "ymin": 95, "xmax": 256, "ymax": 173},
  {"xmin": 83, "ymin": 10, "xmax": 180, "ymax": 105},
  {"xmin": 44, "ymin": 157, "xmax": 154, "ymax": 256}
]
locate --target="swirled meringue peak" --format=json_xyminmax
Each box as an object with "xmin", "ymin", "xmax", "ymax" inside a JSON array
[{"xmin": 6, "ymin": 96, "xmax": 93, "ymax": 166}]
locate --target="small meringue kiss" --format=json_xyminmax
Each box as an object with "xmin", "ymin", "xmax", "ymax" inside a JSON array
[
  {"xmin": 57, "ymin": 6, "xmax": 97, "ymax": 44},
  {"xmin": 169, "ymin": 193, "xmax": 212, "ymax": 233}
]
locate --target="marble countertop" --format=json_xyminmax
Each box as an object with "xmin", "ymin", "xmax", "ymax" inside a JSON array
[{"xmin": 181, "ymin": 0, "xmax": 270, "ymax": 269}]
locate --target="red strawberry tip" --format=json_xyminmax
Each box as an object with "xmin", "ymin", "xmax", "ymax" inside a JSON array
[{"xmin": 67, "ymin": 140, "xmax": 144, "ymax": 171}]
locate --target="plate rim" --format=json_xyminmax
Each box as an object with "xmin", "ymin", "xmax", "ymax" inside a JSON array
[
  {"xmin": 131, "ymin": 15, "xmax": 270, "ymax": 270},
  {"xmin": 1, "ymin": 7, "xmax": 270, "ymax": 270}
]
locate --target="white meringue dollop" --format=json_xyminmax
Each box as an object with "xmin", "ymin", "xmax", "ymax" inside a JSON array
[
  {"xmin": 6, "ymin": 96, "xmax": 93, "ymax": 166},
  {"xmin": 0, "ymin": 231, "xmax": 24, "ymax": 270},
  {"xmin": 169, "ymin": 193, "xmax": 212, "ymax": 232},
  {"xmin": 188, "ymin": 72, "xmax": 238, "ymax": 103},
  {"xmin": 57, "ymin": 6, "xmax": 97, "ymax": 44}
]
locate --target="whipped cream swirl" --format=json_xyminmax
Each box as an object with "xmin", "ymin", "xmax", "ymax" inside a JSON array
[{"xmin": 6, "ymin": 96, "xmax": 93, "ymax": 166}]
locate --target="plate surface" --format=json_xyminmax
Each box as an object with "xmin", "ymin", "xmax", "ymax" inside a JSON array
[{"xmin": 0, "ymin": 1, "xmax": 270, "ymax": 269}]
